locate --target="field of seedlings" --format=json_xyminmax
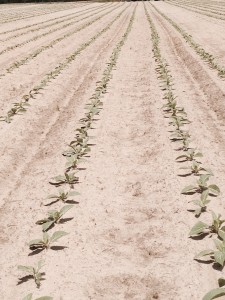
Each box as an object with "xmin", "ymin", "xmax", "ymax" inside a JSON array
[{"xmin": 1, "ymin": 0, "xmax": 225, "ymax": 299}]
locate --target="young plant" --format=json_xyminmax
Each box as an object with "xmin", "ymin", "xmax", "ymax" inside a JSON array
[
  {"xmin": 29, "ymin": 231, "xmax": 68, "ymax": 251},
  {"xmin": 189, "ymin": 211, "xmax": 225, "ymax": 237},
  {"xmin": 176, "ymin": 149, "xmax": 203, "ymax": 162},
  {"xmin": 190, "ymin": 190, "xmax": 210, "ymax": 217},
  {"xmin": 50, "ymin": 172, "xmax": 78, "ymax": 187},
  {"xmin": 169, "ymin": 115, "xmax": 190, "ymax": 130},
  {"xmin": 23, "ymin": 294, "xmax": 52, "ymax": 300},
  {"xmin": 47, "ymin": 188, "xmax": 79, "ymax": 205},
  {"xmin": 36, "ymin": 205, "xmax": 73, "ymax": 231},
  {"xmin": 179, "ymin": 161, "xmax": 212, "ymax": 176},
  {"xmin": 170, "ymin": 130, "xmax": 191, "ymax": 151},
  {"xmin": 195, "ymin": 230, "xmax": 225, "ymax": 267},
  {"xmin": 181, "ymin": 174, "xmax": 220, "ymax": 196},
  {"xmin": 18, "ymin": 260, "xmax": 45, "ymax": 288},
  {"xmin": 203, "ymin": 278, "xmax": 225, "ymax": 300},
  {"xmin": 65, "ymin": 155, "xmax": 82, "ymax": 170}
]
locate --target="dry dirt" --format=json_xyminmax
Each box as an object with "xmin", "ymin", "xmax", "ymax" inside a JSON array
[{"xmin": 0, "ymin": 1, "xmax": 225, "ymax": 300}]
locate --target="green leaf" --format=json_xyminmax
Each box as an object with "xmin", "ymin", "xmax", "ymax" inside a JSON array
[
  {"xmin": 18, "ymin": 265, "xmax": 34, "ymax": 273},
  {"xmin": 42, "ymin": 220, "xmax": 54, "ymax": 232},
  {"xmin": 189, "ymin": 221, "xmax": 208, "ymax": 236},
  {"xmin": 29, "ymin": 239, "xmax": 43, "ymax": 246},
  {"xmin": 218, "ymin": 230, "xmax": 225, "ymax": 241},
  {"xmin": 181, "ymin": 185, "xmax": 196, "ymax": 194},
  {"xmin": 214, "ymin": 251, "xmax": 225, "ymax": 266},
  {"xmin": 22, "ymin": 294, "xmax": 33, "ymax": 300},
  {"xmin": 218, "ymin": 278, "xmax": 225, "ymax": 287},
  {"xmin": 208, "ymin": 185, "xmax": 220, "ymax": 196},
  {"xmin": 36, "ymin": 297, "xmax": 53, "ymax": 300},
  {"xmin": 50, "ymin": 231, "xmax": 68, "ymax": 243},
  {"xmin": 194, "ymin": 249, "xmax": 214, "ymax": 259},
  {"xmin": 59, "ymin": 205, "xmax": 73, "ymax": 216},
  {"xmin": 203, "ymin": 288, "xmax": 225, "ymax": 300}
]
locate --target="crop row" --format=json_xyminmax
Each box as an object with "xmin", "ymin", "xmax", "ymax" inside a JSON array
[
  {"xmin": 0, "ymin": 3, "xmax": 119, "ymax": 57},
  {"xmin": 17, "ymin": 6, "xmax": 136, "ymax": 299},
  {"xmin": 0, "ymin": 3, "xmax": 121, "ymax": 77},
  {"xmin": 151, "ymin": 3, "xmax": 225, "ymax": 78},
  {"xmin": 172, "ymin": 0, "xmax": 225, "ymax": 12},
  {"xmin": 0, "ymin": 5, "xmax": 128, "ymax": 125},
  {"xmin": 145, "ymin": 3, "xmax": 225, "ymax": 299},
  {"xmin": 0, "ymin": 2, "xmax": 84, "ymax": 25},
  {"xmin": 166, "ymin": 0, "xmax": 225, "ymax": 21},
  {"xmin": 0, "ymin": 2, "xmax": 90, "ymax": 36},
  {"xmin": 1, "ymin": 3, "xmax": 109, "ymax": 43}
]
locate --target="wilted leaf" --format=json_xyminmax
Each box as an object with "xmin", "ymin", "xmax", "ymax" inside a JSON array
[{"xmin": 194, "ymin": 249, "xmax": 214, "ymax": 259}]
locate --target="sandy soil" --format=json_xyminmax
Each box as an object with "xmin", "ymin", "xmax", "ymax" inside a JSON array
[{"xmin": 0, "ymin": 1, "xmax": 225, "ymax": 299}]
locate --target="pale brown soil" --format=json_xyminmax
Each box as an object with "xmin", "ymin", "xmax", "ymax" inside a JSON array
[{"xmin": 0, "ymin": 1, "xmax": 225, "ymax": 300}]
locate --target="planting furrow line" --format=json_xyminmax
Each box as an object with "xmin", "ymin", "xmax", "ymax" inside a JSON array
[
  {"xmin": 0, "ymin": 3, "xmax": 118, "ymax": 57},
  {"xmin": 18, "ymin": 6, "xmax": 136, "ymax": 299},
  {"xmin": 150, "ymin": 3, "xmax": 225, "ymax": 79},
  {"xmin": 0, "ymin": 2, "xmax": 91, "ymax": 36},
  {"xmin": 0, "ymin": 3, "xmax": 108, "ymax": 43},
  {"xmin": 145, "ymin": 4, "xmax": 225, "ymax": 299},
  {"xmin": 169, "ymin": 0, "xmax": 225, "ymax": 14},
  {"xmin": 0, "ymin": 3, "xmax": 121, "ymax": 77},
  {"xmin": 0, "ymin": 3, "xmax": 86, "ymax": 25},
  {"xmin": 0, "ymin": 5, "xmax": 128, "ymax": 124},
  {"xmin": 166, "ymin": 0, "xmax": 225, "ymax": 21}
]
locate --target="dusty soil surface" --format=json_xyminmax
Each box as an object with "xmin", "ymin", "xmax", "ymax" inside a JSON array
[{"xmin": 0, "ymin": 1, "xmax": 225, "ymax": 300}]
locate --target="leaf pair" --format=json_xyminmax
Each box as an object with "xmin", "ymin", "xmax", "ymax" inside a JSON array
[
  {"xmin": 176, "ymin": 149, "xmax": 203, "ymax": 162},
  {"xmin": 36, "ymin": 205, "xmax": 73, "ymax": 231},
  {"xmin": 18, "ymin": 261, "xmax": 44, "ymax": 288},
  {"xmin": 190, "ymin": 190, "xmax": 210, "ymax": 217},
  {"xmin": 50, "ymin": 172, "xmax": 78, "ymax": 187},
  {"xmin": 195, "ymin": 230, "xmax": 225, "ymax": 267},
  {"xmin": 189, "ymin": 211, "xmax": 225, "ymax": 237},
  {"xmin": 29, "ymin": 231, "xmax": 68, "ymax": 250},
  {"xmin": 179, "ymin": 161, "xmax": 212, "ymax": 176},
  {"xmin": 182, "ymin": 174, "xmax": 220, "ymax": 196},
  {"xmin": 47, "ymin": 188, "xmax": 79, "ymax": 204}
]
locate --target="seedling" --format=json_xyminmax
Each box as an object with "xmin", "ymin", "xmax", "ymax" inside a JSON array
[
  {"xmin": 170, "ymin": 129, "xmax": 191, "ymax": 151},
  {"xmin": 163, "ymin": 100, "xmax": 186, "ymax": 117},
  {"xmin": 50, "ymin": 172, "xmax": 78, "ymax": 187},
  {"xmin": 18, "ymin": 260, "xmax": 45, "ymax": 288},
  {"xmin": 47, "ymin": 188, "xmax": 79, "ymax": 204},
  {"xmin": 29, "ymin": 231, "xmax": 68, "ymax": 250},
  {"xmin": 181, "ymin": 174, "xmax": 220, "ymax": 195},
  {"xmin": 23, "ymin": 294, "xmax": 52, "ymax": 300},
  {"xmin": 179, "ymin": 161, "xmax": 212, "ymax": 176},
  {"xmin": 190, "ymin": 190, "xmax": 210, "ymax": 217},
  {"xmin": 189, "ymin": 211, "xmax": 225, "ymax": 237},
  {"xmin": 169, "ymin": 115, "xmax": 190, "ymax": 130},
  {"xmin": 195, "ymin": 230, "xmax": 225, "ymax": 267},
  {"xmin": 176, "ymin": 149, "xmax": 203, "ymax": 162},
  {"xmin": 36, "ymin": 205, "xmax": 73, "ymax": 231}
]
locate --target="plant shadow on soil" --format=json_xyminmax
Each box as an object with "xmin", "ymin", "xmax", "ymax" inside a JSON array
[
  {"xmin": 29, "ymin": 246, "xmax": 67, "ymax": 256},
  {"xmin": 17, "ymin": 272, "xmax": 46, "ymax": 286}
]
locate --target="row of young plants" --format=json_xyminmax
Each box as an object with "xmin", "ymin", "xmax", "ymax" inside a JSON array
[
  {"xmin": 1, "ymin": 3, "xmax": 109, "ymax": 43},
  {"xmin": 18, "ymin": 6, "xmax": 136, "ymax": 299},
  {"xmin": 0, "ymin": 2, "xmax": 90, "ymax": 36},
  {"xmin": 145, "ymin": 4, "xmax": 225, "ymax": 299},
  {"xmin": 150, "ymin": 3, "xmax": 225, "ymax": 78},
  {"xmin": 169, "ymin": 0, "xmax": 225, "ymax": 14},
  {"xmin": 166, "ymin": 0, "xmax": 225, "ymax": 21},
  {"xmin": 0, "ymin": 3, "xmax": 119, "ymax": 57},
  {"xmin": 0, "ymin": 5, "xmax": 128, "ymax": 124},
  {"xmin": 0, "ymin": 2, "xmax": 83, "ymax": 25},
  {"xmin": 1, "ymin": 3, "xmax": 122, "ymax": 76}
]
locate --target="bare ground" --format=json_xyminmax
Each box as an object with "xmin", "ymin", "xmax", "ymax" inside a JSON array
[{"xmin": 0, "ymin": 1, "xmax": 225, "ymax": 299}]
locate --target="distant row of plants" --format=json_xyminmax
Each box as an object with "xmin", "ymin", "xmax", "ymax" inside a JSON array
[
  {"xmin": 0, "ymin": 2, "xmax": 83, "ymax": 24},
  {"xmin": 145, "ymin": 3, "xmax": 225, "ymax": 299},
  {"xmin": 17, "ymin": 7, "xmax": 136, "ymax": 299},
  {"xmin": 151, "ymin": 3, "xmax": 225, "ymax": 78},
  {"xmin": 1, "ymin": 3, "xmax": 122, "ymax": 76},
  {"xmin": 0, "ymin": 2, "xmax": 90, "ymax": 36},
  {"xmin": 0, "ymin": 5, "xmax": 128, "ymax": 124},
  {"xmin": 1, "ymin": 2, "xmax": 109, "ymax": 43}
]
